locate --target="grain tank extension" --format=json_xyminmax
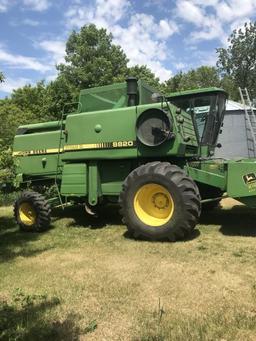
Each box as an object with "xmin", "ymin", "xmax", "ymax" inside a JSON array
[{"xmin": 12, "ymin": 78, "xmax": 256, "ymax": 241}]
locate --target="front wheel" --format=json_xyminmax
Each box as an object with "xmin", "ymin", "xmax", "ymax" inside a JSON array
[
  {"xmin": 119, "ymin": 162, "xmax": 201, "ymax": 241},
  {"xmin": 14, "ymin": 191, "xmax": 51, "ymax": 232}
]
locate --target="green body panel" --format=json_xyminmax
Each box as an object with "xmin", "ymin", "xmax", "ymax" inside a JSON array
[
  {"xmin": 186, "ymin": 160, "xmax": 227, "ymax": 190},
  {"xmin": 13, "ymin": 130, "xmax": 61, "ymax": 176},
  {"xmin": 136, "ymin": 103, "xmax": 198, "ymax": 158},
  {"xmin": 88, "ymin": 161, "xmax": 100, "ymax": 205},
  {"xmin": 63, "ymin": 106, "xmax": 137, "ymax": 160},
  {"xmin": 187, "ymin": 158, "xmax": 256, "ymax": 206},
  {"xmin": 227, "ymin": 159, "xmax": 256, "ymax": 198},
  {"xmin": 61, "ymin": 164, "xmax": 87, "ymax": 196}
]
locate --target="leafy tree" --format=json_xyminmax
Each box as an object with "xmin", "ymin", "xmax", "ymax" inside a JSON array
[
  {"xmin": 220, "ymin": 75, "xmax": 239, "ymax": 101},
  {"xmin": 0, "ymin": 72, "xmax": 4, "ymax": 83},
  {"xmin": 0, "ymin": 100, "xmax": 34, "ymax": 147},
  {"xmin": 11, "ymin": 81, "xmax": 47, "ymax": 121},
  {"xmin": 43, "ymin": 75, "xmax": 77, "ymax": 121},
  {"xmin": 217, "ymin": 21, "xmax": 256, "ymax": 100},
  {"xmin": 164, "ymin": 66, "xmax": 221, "ymax": 93},
  {"xmin": 116, "ymin": 65, "xmax": 161, "ymax": 90},
  {"xmin": 57, "ymin": 24, "xmax": 128, "ymax": 90},
  {"xmin": 0, "ymin": 147, "xmax": 15, "ymax": 184}
]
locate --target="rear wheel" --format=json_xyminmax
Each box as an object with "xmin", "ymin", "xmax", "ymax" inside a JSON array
[
  {"xmin": 119, "ymin": 162, "xmax": 201, "ymax": 241},
  {"xmin": 14, "ymin": 191, "xmax": 51, "ymax": 232}
]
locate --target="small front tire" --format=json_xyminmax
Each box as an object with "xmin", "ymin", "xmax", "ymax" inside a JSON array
[{"xmin": 14, "ymin": 191, "xmax": 51, "ymax": 232}]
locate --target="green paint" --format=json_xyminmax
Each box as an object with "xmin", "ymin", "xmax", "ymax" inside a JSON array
[
  {"xmin": 60, "ymin": 164, "xmax": 87, "ymax": 196},
  {"xmin": 88, "ymin": 162, "xmax": 99, "ymax": 206}
]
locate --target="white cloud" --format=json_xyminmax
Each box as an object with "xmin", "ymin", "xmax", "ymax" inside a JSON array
[
  {"xmin": 38, "ymin": 40, "xmax": 66, "ymax": 65},
  {"xmin": 65, "ymin": 1, "xmax": 177, "ymax": 81},
  {"xmin": 66, "ymin": 0, "xmax": 129, "ymax": 29},
  {"xmin": 0, "ymin": 0, "xmax": 10, "ymax": 12},
  {"xmin": 0, "ymin": 0, "xmax": 50, "ymax": 12},
  {"xmin": 158, "ymin": 20, "xmax": 179, "ymax": 39},
  {"xmin": 175, "ymin": 0, "xmax": 256, "ymax": 44},
  {"xmin": 22, "ymin": 18, "xmax": 40, "ymax": 26},
  {"xmin": 216, "ymin": 0, "xmax": 255, "ymax": 23},
  {"xmin": 176, "ymin": 0, "xmax": 205, "ymax": 27},
  {"xmin": 0, "ymin": 77, "xmax": 31, "ymax": 93},
  {"xmin": 0, "ymin": 47, "xmax": 51, "ymax": 72},
  {"xmin": 174, "ymin": 62, "xmax": 187, "ymax": 70},
  {"xmin": 23, "ymin": 0, "xmax": 50, "ymax": 11},
  {"xmin": 111, "ymin": 14, "xmax": 176, "ymax": 80},
  {"xmin": 95, "ymin": 0, "xmax": 130, "ymax": 24}
]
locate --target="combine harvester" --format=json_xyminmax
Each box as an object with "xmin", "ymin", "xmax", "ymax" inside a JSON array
[{"xmin": 12, "ymin": 78, "xmax": 256, "ymax": 241}]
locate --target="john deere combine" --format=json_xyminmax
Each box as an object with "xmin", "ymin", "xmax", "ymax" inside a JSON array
[{"xmin": 12, "ymin": 78, "xmax": 256, "ymax": 241}]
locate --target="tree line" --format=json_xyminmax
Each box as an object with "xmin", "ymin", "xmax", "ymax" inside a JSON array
[{"xmin": 0, "ymin": 21, "xmax": 256, "ymax": 185}]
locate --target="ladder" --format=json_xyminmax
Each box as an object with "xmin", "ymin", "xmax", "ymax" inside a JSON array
[
  {"xmin": 239, "ymin": 87, "xmax": 256, "ymax": 158},
  {"xmin": 54, "ymin": 102, "xmax": 82, "ymax": 208}
]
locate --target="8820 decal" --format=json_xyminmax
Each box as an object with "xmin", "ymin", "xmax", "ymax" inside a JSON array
[{"xmin": 112, "ymin": 141, "xmax": 136, "ymax": 148}]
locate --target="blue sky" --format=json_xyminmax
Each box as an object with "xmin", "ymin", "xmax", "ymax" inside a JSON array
[{"xmin": 0, "ymin": 0, "xmax": 255, "ymax": 98}]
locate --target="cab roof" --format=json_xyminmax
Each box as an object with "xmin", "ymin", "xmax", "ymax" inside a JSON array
[{"xmin": 167, "ymin": 87, "xmax": 228, "ymax": 99}]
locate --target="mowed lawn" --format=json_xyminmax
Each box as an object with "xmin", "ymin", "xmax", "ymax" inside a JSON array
[{"xmin": 0, "ymin": 199, "xmax": 256, "ymax": 340}]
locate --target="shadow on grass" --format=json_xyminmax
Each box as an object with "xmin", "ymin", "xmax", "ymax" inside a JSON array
[
  {"xmin": 123, "ymin": 228, "xmax": 200, "ymax": 243},
  {"xmin": 0, "ymin": 216, "xmax": 53, "ymax": 262},
  {"xmin": 200, "ymin": 204, "xmax": 256, "ymax": 237},
  {"xmin": 0, "ymin": 291, "xmax": 84, "ymax": 341},
  {"xmin": 53, "ymin": 204, "xmax": 122, "ymax": 229},
  {"xmin": 53, "ymin": 205, "xmax": 200, "ymax": 242},
  {"xmin": 55, "ymin": 205, "xmax": 201, "ymax": 242}
]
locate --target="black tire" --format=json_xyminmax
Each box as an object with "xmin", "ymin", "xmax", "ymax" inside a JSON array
[
  {"xmin": 14, "ymin": 191, "xmax": 51, "ymax": 232},
  {"xmin": 119, "ymin": 162, "xmax": 201, "ymax": 241}
]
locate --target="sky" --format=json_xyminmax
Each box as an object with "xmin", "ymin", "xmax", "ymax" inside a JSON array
[{"xmin": 0, "ymin": 0, "xmax": 255, "ymax": 98}]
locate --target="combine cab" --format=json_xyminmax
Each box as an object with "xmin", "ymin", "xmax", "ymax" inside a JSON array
[{"xmin": 12, "ymin": 78, "xmax": 256, "ymax": 241}]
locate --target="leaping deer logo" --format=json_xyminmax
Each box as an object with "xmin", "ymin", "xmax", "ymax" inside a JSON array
[{"xmin": 243, "ymin": 173, "xmax": 256, "ymax": 185}]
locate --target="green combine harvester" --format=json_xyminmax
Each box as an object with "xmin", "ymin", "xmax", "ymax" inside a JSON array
[{"xmin": 12, "ymin": 78, "xmax": 256, "ymax": 241}]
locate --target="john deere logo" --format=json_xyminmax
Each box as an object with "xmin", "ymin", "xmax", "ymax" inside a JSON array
[{"xmin": 243, "ymin": 173, "xmax": 256, "ymax": 185}]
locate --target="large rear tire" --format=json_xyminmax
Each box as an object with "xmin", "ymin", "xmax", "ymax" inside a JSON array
[
  {"xmin": 119, "ymin": 162, "xmax": 201, "ymax": 241},
  {"xmin": 14, "ymin": 191, "xmax": 51, "ymax": 232}
]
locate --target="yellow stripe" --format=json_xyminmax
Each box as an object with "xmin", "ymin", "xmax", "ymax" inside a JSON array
[
  {"xmin": 12, "ymin": 148, "xmax": 63, "ymax": 157},
  {"xmin": 13, "ymin": 141, "xmax": 136, "ymax": 157}
]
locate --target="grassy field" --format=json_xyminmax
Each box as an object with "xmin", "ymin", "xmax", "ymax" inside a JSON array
[{"xmin": 0, "ymin": 199, "xmax": 256, "ymax": 340}]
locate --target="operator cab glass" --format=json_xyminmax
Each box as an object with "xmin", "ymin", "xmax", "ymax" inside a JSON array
[{"xmin": 168, "ymin": 89, "xmax": 227, "ymax": 146}]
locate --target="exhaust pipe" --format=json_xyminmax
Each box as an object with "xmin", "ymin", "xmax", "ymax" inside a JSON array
[{"xmin": 126, "ymin": 77, "xmax": 138, "ymax": 107}]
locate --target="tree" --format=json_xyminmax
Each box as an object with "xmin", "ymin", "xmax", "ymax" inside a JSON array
[
  {"xmin": 0, "ymin": 100, "xmax": 34, "ymax": 147},
  {"xmin": 124, "ymin": 65, "xmax": 161, "ymax": 90},
  {"xmin": 0, "ymin": 72, "xmax": 4, "ymax": 83},
  {"xmin": 217, "ymin": 21, "xmax": 256, "ymax": 100},
  {"xmin": 11, "ymin": 82, "xmax": 47, "ymax": 121},
  {"xmin": 57, "ymin": 24, "xmax": 128, "ymax": 91},
  {"xmin": 43, "ymin": 75, "xmax": 77, "ymax": 121},
  {"xmin": 164, "ymin": 66, "xmax": 221, "ymax": 93}
]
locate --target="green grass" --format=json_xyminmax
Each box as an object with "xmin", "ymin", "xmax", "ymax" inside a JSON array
[{"xmin": 0, "ymin": 200, "xmax": 256, "ymax": 340}]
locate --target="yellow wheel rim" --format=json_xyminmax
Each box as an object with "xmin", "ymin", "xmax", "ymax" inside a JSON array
[
  {"xmin": 134, "ymin": 183, "xmax": 174, "ymax": 227},
  {"xmin": 19, "ymin": 202, "xmax": 36, "ymax": 226}
]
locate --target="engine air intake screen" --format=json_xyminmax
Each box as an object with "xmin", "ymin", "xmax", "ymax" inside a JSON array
[{"xmin": 136, "ymin": 109, "xmax": 172, "ymax": 146}]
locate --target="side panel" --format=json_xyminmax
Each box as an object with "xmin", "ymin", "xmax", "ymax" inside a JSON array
[
  {"xmin": 137, "ymin": 103, "xmax": 198, "ymax": 158},
  {"xmin": 227, "ymin": 160, "xmax": 256, "ymax": 197},
  {"xmin": 62, "ymin": 106, "xmax": 137, "ymax": 160},
  {"xmin": 60, "ymin": 163, "xmax": 87, "ymax": 196},
  {"xmin": 186, "ymin": 160, "xmax": 227, "ymax": 190},
  {"xmin": 13, "ymin": 131, "xmax": 61, "ymax": 175},
  {"xmin": 99, "ymin": 160, "xmax": 133, "ymax": 195}
]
